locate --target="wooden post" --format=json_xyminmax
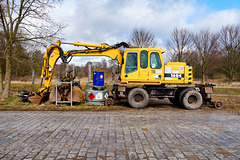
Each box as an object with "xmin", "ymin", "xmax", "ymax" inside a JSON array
[
  {"xmin": 73, "ymin": 64, "xmax": 75, "ymax": 77},
  {"xmin": 32, "ymin": 69, "xmax": 35, "ymax": 85},
  {"xmin": 66, "ymin": 63, "xmax": 69, "ymax": 76},
  {"xmin": 88, "ymin": 62, "xmax": 92, "ymax": 82},
  {"xmin": 112, "ymin": 66, "xmax": 115, "ymax": 84}
]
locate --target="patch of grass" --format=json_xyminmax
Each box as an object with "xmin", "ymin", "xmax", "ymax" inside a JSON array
[
  {"xmin": 11, "ymin": 83, "xmax": 40, "ymax": 92},
  {"xmin": 6, "ymin": 83, "xmax": 240, "ymax": 111},
  {"xmin": 213, "ymin": 88, "xmax": 240, "ymax": 95},
  {"xmin": 11, "ymin": 83, "xmax": 112, "ymax": 92},
  {"xmin": 4, "ymin": 96, "xmax": 18, "ymax": 103},
  {"xmin": 0, "ymin": 94, "xmax": 127, "ymax": 111}
]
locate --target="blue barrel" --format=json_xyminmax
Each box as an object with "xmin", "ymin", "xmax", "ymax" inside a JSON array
[{"xmin": 93, "ymin": 71, "xmax": 104, "ymax": 86}]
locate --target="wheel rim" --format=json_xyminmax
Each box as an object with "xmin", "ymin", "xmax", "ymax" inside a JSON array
[
  {"xmin": 188, "ymin": 95, "xmax": 197, "ymax": 104},
  {"xmin": 134, "ymin": 94, "xmax": 144, "ymax": 103},
  {"xmin": 215, "ymin": 101, "xmax": 223, "ymax": 109},
  {"xmin": 105, "ymin": 98, "xmax": 114, "ymax": 106}
]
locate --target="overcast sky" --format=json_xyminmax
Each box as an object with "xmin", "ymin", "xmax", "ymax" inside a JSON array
[{"xmin": 50, "ymin": 0, "xmax": 240, "ymax": 66}]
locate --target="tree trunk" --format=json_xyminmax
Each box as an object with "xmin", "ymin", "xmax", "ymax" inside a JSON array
[
  {"xmin": 202, "ymin": 74, "xmax": 204, "ymax": 83},
  {"xmin": 0, "ymin": 63, "xmax": 3, "ymax": 97},
  {"xmin": 2, "ymin": 51, "xmax": 11, "ymax": 98},
  {"xmin": 228, "ymin": 73, "xmax": 233, "ymax": 84},
  {"xmin": 201, "ymin": 63, "xmax": 205, "ymax": 83}
]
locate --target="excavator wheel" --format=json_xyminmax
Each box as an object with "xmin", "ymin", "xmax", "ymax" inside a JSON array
[
  {"xmin": 214, "ymin": 101, "xmax": 223, "ymax": 109},
  {"xmin": 105, "ymin": 97, "xmax": 115, "ymax": 106},
  {"xmin": 179, "ymin": 88, "xmax": 194, "ymax": 107},
  {"xmin": 181, "ymin": 90, "xmax": 203, "ymax": 110},
  {"xmin": 168, "ymin": 97, "xmax": 178, "ymax": 105},
  {"xmin": 128, "ymin": 88, "xmax": 149, "ymax": 109}
]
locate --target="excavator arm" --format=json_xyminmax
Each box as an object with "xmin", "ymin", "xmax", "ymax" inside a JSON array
[{"xmin": 37, "ymin": 40, "xmax": 128, "ymax": 99}]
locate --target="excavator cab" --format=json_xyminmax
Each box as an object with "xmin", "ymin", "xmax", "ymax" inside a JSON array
[{"xmin": 120, "ymin": 48, "xmax": 165, "ymax": 85}]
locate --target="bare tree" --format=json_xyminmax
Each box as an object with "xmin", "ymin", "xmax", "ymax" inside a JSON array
[
  {"xmin": 101, "ymin": 58, "xmax": 107, "ymax": 69},
  {"xmin": 0, "ymin": 0, "xmax": 64, "ymax": 98},
  {"xmin": 0, "ymin": 31, "xmax": 4, "ymax": 95},
  {"xmin": 192, "ymin": 29, "xmax": 219, "ymax": 83},
  {"xmin": 167, "ymin": 27, "xmax": 193, "ymax": 62},
  {"xmin": 130, "ymin": 28, "xmax": 157, "ymax": 48},
  {"xmin": 219, "ymin": 24, "xmax": 240, "ymax": 83}
]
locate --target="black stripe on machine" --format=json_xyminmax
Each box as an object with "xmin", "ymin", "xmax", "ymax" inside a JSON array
[{"xmin": 164, "ymin": 74, "xmax": 184, "ymax": 78}]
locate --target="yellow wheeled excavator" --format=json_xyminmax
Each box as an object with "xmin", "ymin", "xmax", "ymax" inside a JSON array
[{"xmin": 18, "ymin": 40, "xmax": 222, "ymax": 110}]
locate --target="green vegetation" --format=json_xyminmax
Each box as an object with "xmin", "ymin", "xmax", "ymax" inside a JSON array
[
  {"xmin": 11, "ymin": 83, "xmax": 40, "ymax": 92},
  {"xmin": 0, "ymin": 94, "xmax": 127, "ymax": 111},
  {"xmin": 214, "ymin": 88, "xmax": 240, "ymax": 95},
  {"xmin": 0, "ymin": 83, "xmax": 238, "ymax": 111}
]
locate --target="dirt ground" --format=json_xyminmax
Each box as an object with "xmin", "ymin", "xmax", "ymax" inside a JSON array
[{"xmin": 212, "ymin": 95, "xmax": 240, "ymax": 114}]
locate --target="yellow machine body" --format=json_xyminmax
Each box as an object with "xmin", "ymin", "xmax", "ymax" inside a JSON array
[{"xmin": 120, "ymin": 48, "xmax": 193, "ymax": 85}]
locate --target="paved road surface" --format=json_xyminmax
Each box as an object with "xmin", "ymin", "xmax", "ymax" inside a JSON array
[{"xmin": 0, "ymin": 110, "xmax": 239, "ymax": 160}]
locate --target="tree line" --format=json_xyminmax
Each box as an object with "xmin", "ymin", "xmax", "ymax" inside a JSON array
[
  {"xmin": 167, "ymin": 25, "xmax": 240, "ymax": 83},
  {"xmin": 0, "ymin": 0, "xmax": 63, "ymax": 98},
  {"xmin": 129, "ymin": 26, "xmax": 240, "ymax": 83}
]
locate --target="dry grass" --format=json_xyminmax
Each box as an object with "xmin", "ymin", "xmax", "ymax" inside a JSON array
[
  {"xmin": 193, "ymin": 79, "xmax": 240, "ymax": 88},
  {"xmin": 2, "ymin": 78, "xmax": 240, "ymax": 112},
  {"xmin": 1, "ymin": 92, "xmax": 239, "ymax": 113},
  {"xmin": 213, "ymin": 95, "xmax": 240, "ymax": 114},
  {"xmin": 0, "ymin": 92, "xmax": 127, "ymax": 111}
]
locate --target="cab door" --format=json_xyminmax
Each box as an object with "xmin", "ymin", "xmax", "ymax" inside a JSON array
[
  {"xmin": 148, "ymin": 51, "xmax": 164, "ymax": 83},
  {"xmin": 139, "ymin": 50, "xmax": 149, "ymax": 81},
  {"xmin": 123, "ymin": 51, "xmax": 138, "ymax": 82}
]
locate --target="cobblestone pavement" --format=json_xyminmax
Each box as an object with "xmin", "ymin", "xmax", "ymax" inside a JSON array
[{"xmin": 0, "ymin": 110, "xmax": 240, "ymax": 160}]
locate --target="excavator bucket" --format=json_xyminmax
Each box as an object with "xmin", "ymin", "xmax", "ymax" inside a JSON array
[
  {"xmin": 49, "ymin": 87, "xmax": 61, "ymax": 103},
  {"xmin": 48, "ymin": 86, "xmax": 84, "ymax": 103},
  {"xmin": 67, "ymin": 86, "xmax": 84, "ymax": 103},
  {"xmin": 28, "ymin": 94, "xmax": 49, "ymax": 104}
]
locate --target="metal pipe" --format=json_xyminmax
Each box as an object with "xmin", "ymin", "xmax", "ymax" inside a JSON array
[
  {"xmin": 40, "ymin": 78, "xmax": 43, "ymax": 88},
  {"xmin": 32, "ymin": 69, "xmax": 35, "ymax": 85},
  {"xmin": 88, "ymin": 62, "xmax": 92, "ymax": 82},
  {"xmin": 73, "ymin": 64, "xmax": 75, "ymax": 77},
  {"xmin": 74, "ymin": 42, "xmax": 109, "ymax": 48}
]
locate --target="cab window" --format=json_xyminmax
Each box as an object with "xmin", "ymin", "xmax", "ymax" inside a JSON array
[
  {"xmin": 125, "ymin": 52, "xmax": 138, "ymax": 74},
  {"xmin": 150, "ymin": 52, "xmax": 161, "ymax": 69},
  {"xmin": 140, "ymin": 50, "xmax": 148, "ymax": 69}
]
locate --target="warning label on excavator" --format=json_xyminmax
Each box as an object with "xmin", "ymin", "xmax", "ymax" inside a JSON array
[
  {"xmin": 88, "ymin": 92, "xmax": 95, "ymax": 100},
  {"xmin": 104, "ymin": 93, "xmax": 108, "ymax": 99},
  {"xmin": 95, "ymin": 92, "xmax": 102, "ymax": 100}
]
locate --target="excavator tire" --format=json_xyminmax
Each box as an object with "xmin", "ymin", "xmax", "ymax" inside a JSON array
[
  {"xmin": 179, "ymin": 88, "xmax": 194, "ymax": 107},
  {"xmin": 128, "ymin": 88, "xmax": 149, "ymax": 109},
  {"xmin": 105, "ymin": 97, "xmax": 115, "ymax": 106},
  {"xmin": 168, "ymin": 97, "xmax": 178, "ymax": 105},
  {"xmin": 168, "ymin": 89, "xmax": 180, "ymax": 105},
  {"xmin": 181, "ymin": 90, "xmax": 202, "ymax": 110}
]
